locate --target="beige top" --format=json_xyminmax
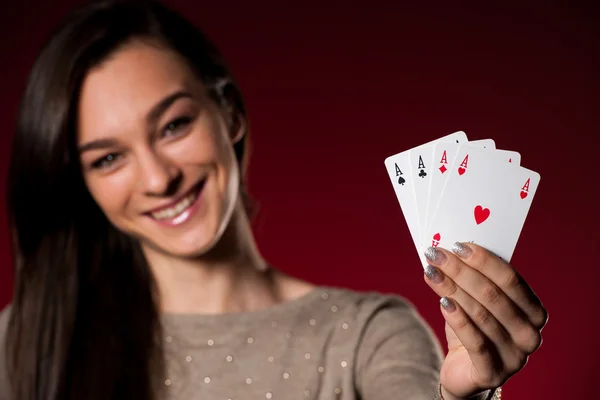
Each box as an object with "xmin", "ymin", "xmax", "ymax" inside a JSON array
[{"xmin": 0, "ymin": 287, "xmax": 453, "ymax": 399}]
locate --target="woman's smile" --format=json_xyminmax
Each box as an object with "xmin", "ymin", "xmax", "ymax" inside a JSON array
[{"xmin": 144, "ymin": 178, "xmax": 207, "ymax": 227}]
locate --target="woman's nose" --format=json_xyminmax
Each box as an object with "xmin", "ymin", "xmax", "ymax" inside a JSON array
[{"xmin": 136, "ymin": 151, "xmax": 182, "ymax": 196}]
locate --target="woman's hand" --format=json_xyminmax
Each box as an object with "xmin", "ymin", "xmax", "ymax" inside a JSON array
[{"xmin": 423, "ymin": 242, "xmax": 548, "ymax": 399}]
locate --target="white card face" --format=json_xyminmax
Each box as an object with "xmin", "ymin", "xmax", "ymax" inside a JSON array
[
  {"xmin": 384, "ymin": 131, "xmax": 468, "ymax": 255},
  {"xmin": 408, "ymin": 147, "xmax": 436, "ymax": 247},
  {"xmin": 408, "ymin": 137, "xmax": 481, "ymax": 249},
  {"xmin": 469, "ymin": 139, "xmax": 496, "ymax": 149},
  {"xmin": 423, "ymin": 144, "xmax": 522, "ymax": 245},
  {"xmin": 494, "ymin": 149, "xmax": 521, "ymax": 165},
  {"xmin": 423, "ymin": 140, "xmax": 499, "ymax": 246},
  {"xmin": 423, "ymin": 146, "xmax": 540, "ymax": 267}
]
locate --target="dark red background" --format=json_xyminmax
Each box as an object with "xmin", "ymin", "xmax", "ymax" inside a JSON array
[{"xmin": 1, "ymin": 1, "xmax": 598, "ymax": 398}]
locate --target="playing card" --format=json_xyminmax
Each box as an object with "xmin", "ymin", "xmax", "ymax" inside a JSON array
[
  {"xmin": 493, "ymin": 149, "xmax": 521, "ymax": 165},
  {"xmin": 469, "ymin": 139, "xmax": 496, "ymax": 149},
  {"xmin": 423, "ymin": 146, "xmax": 540, "ymax": 267},
  {"xmin": 423, "ymin": 143, "xmax": 522, "ymax": 246},
  {"xmin": 384, "ymin": 131, "xmax": 468, "ymax": 254},
  {"xmin": 419, "ymin": 139, "xmax": 497, "ymax": 248},
  {"xmin": 408, "ymin": 147, "xmax": 434, "ymax": 247}
]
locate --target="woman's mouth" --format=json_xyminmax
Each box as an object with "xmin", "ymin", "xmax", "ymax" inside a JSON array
[
  {"xmin": 150, "ymin": 191, "xmax": 197, "ymax": 220},
  {"xmin": 147, "ymin": 180, "xmax": 205, "ymax": 226}
]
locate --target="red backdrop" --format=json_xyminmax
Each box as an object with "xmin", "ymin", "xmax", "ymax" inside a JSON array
[{"xmin": 1, "ymin": 1, "xmax": 597, "ymax": 398}]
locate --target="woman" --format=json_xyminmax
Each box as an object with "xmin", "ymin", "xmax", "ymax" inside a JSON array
[{"xmin": 0, "ymin": 0, "xmax": 547, "ymax": 399}]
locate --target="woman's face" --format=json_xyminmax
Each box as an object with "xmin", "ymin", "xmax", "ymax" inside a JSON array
[{"xmin": 77, "ymin": 40, "xmax": 243, "ymax": 258}]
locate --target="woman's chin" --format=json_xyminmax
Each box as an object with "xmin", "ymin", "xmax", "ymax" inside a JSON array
[{"xmin": 141, "ymin": 235, "xmax": 217, "ymax": 260}]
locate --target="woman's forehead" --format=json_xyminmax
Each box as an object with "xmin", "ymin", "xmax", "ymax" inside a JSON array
[{"xmin": 77, "ymin": 43, "xmax": 202, "ymax": 140}]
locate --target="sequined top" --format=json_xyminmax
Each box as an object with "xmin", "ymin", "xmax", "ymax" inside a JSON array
[{"xmin": 0, "ymin": 287, "xmax": 448, "ymax": 399}]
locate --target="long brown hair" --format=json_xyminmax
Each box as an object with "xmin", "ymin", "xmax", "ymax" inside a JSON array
[{"xmin": 5, "ymin": 1, "xmax": 250, "ymax": 398}]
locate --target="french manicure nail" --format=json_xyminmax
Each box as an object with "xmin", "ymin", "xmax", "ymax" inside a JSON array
[
  {"xmin": 424, "ymin": 264, "xmax": 444, "ymax": 284},
  {"xmin": 424, "ymin": 247, "xmax": 446, "ymax": 264},
  {"xmin": 452, "ymin": 242, "xmax": 472, "ymax": 258},
  {"xmin": 440, "ymin": 297, "xmax": 456, "ymax": 312}
]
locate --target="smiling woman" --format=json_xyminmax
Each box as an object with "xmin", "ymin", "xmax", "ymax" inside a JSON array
[
  {"xmin": 76, "ymin": 44, "xmax": 242, "ymax": 257},
  {"xmin": 2, "ymin": 1, "xmax": 258, "ymax": 398},
  {"xmin": 0, "ymin": 0, "xmax": 546, "ymax": 400}
]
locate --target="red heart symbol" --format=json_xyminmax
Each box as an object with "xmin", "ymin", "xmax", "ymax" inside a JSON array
[
  {"xmin": 433, "ymin": 233, "xmax": 441, "ymax": 241},
  {"xmin": 474, "ymin": 205, "xmax": 490, "ymax": 225},
  {"xmin": 520, "ymin": 190, "xmax": 528, "ymax": 199},
  {"xmin": 458, "ymin": 167, "xmax": 466, "ymax": 175}
]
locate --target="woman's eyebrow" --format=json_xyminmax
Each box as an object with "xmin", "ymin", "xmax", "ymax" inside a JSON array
[{"xmin": 78, "ymin": 90, "xmax": 193, "ymax": 154}]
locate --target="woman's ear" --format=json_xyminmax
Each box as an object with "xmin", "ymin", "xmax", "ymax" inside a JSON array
[
  {"xmin": 215, "ymin": 79, "xmax": 247, "ymax": 145},
  {"xmin": 229, "ymin": 108, "xmax": 246, "ymax": 145}
]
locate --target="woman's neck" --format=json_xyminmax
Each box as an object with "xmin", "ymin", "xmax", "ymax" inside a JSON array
[{"xmin": 142, "ymin": 203, "xmax": 277, "ymax": 315}]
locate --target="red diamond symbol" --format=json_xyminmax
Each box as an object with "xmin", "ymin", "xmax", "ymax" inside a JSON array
[{"xmin": 439, "ymin": 165, "xmax": 447, "ymax": 174}]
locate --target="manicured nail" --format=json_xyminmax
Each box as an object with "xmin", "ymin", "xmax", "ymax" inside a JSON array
[
  {"xmin": 452, "ymin": 242, "xmax": 472, "ymax": 258},
  {"xmin": 440, "ymin": 297, "xmax": 456, "ymax": 312},
  {"xmin": 424, "ymin": 247, "xmax": 446, "ymax": 264},
  {"xmin": 424, "ymin": 264, "xmax": 444, "ymax": 284}
]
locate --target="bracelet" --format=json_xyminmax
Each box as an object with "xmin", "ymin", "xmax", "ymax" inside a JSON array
[
  {"xmin": 492, "ymin": 387, "xmax": 502, "ymax": 400},
  {"xmin": 433, "ymin": 385, "xmax": 502, "ymax": 400}
]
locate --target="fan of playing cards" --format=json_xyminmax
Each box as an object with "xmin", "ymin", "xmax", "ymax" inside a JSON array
[{"xmin": 384, "ymin": 131, "xmax": 540, "ymax": 268}]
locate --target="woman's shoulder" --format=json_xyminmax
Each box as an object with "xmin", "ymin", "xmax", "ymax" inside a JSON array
[
  {"xmin": 309, "ymin": 286, "xmax": 442, "ymax": 364},
  {"xmin": 278, "ymin": 273, "xmax": 423, "ymax": 327},
  {"xmin": 312, "ymin": 286, "xmax": 431, "ymax": 332},
  {"xmin": 318, "ymin": 286, "xmax": 416, "ymax": 312}
]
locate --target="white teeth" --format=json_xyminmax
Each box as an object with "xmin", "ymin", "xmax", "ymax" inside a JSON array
[{"xmin": 151, "ymin": 191, "xmax": 197, "ymax": 220}]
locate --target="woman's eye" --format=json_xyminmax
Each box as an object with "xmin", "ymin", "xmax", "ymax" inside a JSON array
[
  {"xmin": 163, "ymin": 116, "xmax": 192, "ymax": 136},
  {"xmin": 91, "ymin": 153, "xmax": 121, "ymax": 170}
]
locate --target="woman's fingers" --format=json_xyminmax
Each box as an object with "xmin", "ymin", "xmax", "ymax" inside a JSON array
[
  {"xmin": 424, "ymin": 265, "xmax": 533, "ymax": 380},
  {"xmin": 424, "ymin": 246, "xmax": 543, "ymax": 355},
  {"xmin": 423, "ymin": 264, "xmax": 521, "ymax": 367},
  {"xmin": 437, "ymin": 296, "xmax": 506, "ymax": 387},
  {"xmin": 450, "ymin": 242, "xmax": 548, "ymax": 331}
]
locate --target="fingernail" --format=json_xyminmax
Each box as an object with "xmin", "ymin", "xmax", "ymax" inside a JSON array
[
  {"xmin": 424, "ymin": 247, "xmax": 446, "ymax": 264},
  {"xmin": 424, "ymin": 264, "xmax": 444, "ymax": 284},
  {"xmin": 452, "ymin": 242, "xmax": 472, "ymax": 258},
  {"xmin": 440, "ymin": 297, "xmax": 456, "ymax": 312}
]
